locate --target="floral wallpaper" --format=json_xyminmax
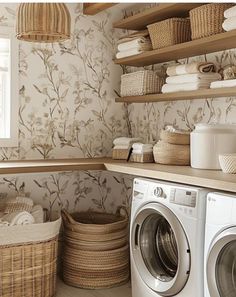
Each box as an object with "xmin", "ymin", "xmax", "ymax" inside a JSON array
[{"xmin": 0, "ymin": 3, "xmax": 133, "ymax": 217}]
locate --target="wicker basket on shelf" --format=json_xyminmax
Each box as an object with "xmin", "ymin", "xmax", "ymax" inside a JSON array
[
  {"xmin": 120, "ymin": 70, "xmax": 164, "ymax": 97},
  {"xmin": 190, "ymin": 3, "xmax": 233, "ymax": 40},
  {"xmin": 160, "ymin": 129, "xmax": 190, "ymax": 145},
  {"xmin": 147, "ymin": 18, "xmax": 191, "ymax": 49},
  {"xmin": 62, "ymin": 208, "xmax": 130, "ymax": 289},
  {"xmin": 0, "ymin": 217, "xmax": 61, "ymax": 297}
]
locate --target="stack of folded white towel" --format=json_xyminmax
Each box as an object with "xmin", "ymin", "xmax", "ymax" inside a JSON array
[
  {"xmin": 132, "ymin": 143, "xmax": 153, "ymax": 155},
  {"xmin": 222, "ymin": 6, "xmax": 236, "ymax": 32},
  {"xmin": 0, "ymin": 196, "xmax": 44, "ymax": 227},
  {"xmin": 116, "ymin": 30, "xmax": 152, "ymax": 59},
  {"xmin": 162, "ymin": 62, "xmax": 221, "ymax": 93},
  {"xmin": 113, "ymin": 137, "xmax": 141, "ymax": 150}
]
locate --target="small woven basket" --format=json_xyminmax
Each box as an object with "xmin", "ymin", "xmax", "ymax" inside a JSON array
[
  {"xmin": 61, "ymin": 208, "xmax": 130, "ymax": 289},
  {"xmin": 0, "ymin": 217, "xmax": 61, "ymax": 297},
  {"xmin": 153, "ymin": 141, "xmax": 190, "ymax": 165},
  {"xmin": 147, "ymin": 18, "xmax": 191, "ymax": 49},
  {"xmin": 112, "ymin": 148, "xmax": 130, "ymax": 160},
  {"xmin": 190, "ymin": 3, "xmax": 233, "ymax": 40},
  {"xmin": 130, "ymin": 152, "xmax": 154, "ymax": 163},
  {"xmin": 120, "ymin": 70, "xmax": 164, "ymax": 97},
  {"xmin": 160, "ymin": 130, "xmax": 190, "ymax": 145}
]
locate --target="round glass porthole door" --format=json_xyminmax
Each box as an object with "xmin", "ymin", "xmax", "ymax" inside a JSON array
[
  {"xmin": 207, "ymin": 228, "xmax": 236, "ymax": 297},
  {"xmin": 131, "ymin": 203, "xmax": 190, "ymax": 296}
]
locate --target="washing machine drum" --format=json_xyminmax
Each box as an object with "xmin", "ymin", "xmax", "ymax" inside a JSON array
[
  {"xmin": 131, "ymin": 202, "xmax": 190, "ymax": 296},
  {"xmin": 207, "ymin": 227, "xmax": 236, "ymax": 297}
]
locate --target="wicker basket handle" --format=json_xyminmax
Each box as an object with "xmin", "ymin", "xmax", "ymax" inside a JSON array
[
  {"xmin": 61, "ymin": 209, "xmax": 76, "ymax": 225},
  {"xmin": 116, "ymin": 206, "xmax": 129, "ymax": 218}
]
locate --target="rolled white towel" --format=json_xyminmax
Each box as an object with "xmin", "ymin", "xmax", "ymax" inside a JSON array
[
  {"xmin": 166, "ymin": 73, "xmax": 221, "ymax": 84},
  {"xmin": 210, "ymin": 79, "xmax": 236, "ymax": 89},
  {"xmin": 0, "ymin": 219, "xmax": 9, "ymax": 227},
  {"xmin": 132, "ymin": 143, "xmax": 153, "ymax": 150},
  {"xmin": 2, "ymin": 211, "xmax": 35, "ymax": 226},
  {"xmin": 132, "ymin": 149, "xmax": 153, "ymax": 154},
  {"xmin": 162, "ymin": 82, "xmax": 211, "ymax": 93},
  {"xmin": 224, "ymin": 6, "xmax": 236, "ymax": 18},
  {"xmin": 113, "ymin": 137, "xmax": 141, "ymax": 146},
  {"xmin": 222, "ymin": 17, "xmax": 236, "ymax": 32},
  {"xmin": 116, "ymin": 48, "xmax": 145, "ymax": 59},
  {"xmin": 31, "ymin": 205, "xmax": 44, "ymax": 224}
]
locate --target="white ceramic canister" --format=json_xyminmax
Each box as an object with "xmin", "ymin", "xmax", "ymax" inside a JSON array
[{"xmin": 190, "ymin": 123, "xmax": 236, "ymax": 169}]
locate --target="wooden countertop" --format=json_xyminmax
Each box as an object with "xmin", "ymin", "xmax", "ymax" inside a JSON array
[{"xmin": 1, "ymin": 158, "xmax": 236, "ymax": 193}]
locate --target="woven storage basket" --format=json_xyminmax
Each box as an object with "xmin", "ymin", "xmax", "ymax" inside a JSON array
[
  {"xmin": 147, "ymin": 18, "xmax": 191, "ymax": 50},
  {"xmin": 61, "ymin": 208, "xmax": 129, "ymax": 289},
  {"xmin": 153, "ymin": 141, "xmax": 190, "ymax": 165},
  {"xmin": 112, "ymin": 148, "xmax": 130, "ymax": 160},
  {"xmin": 0, "ymin": 217, "xmax": 61, "ymax": 297},
  {"xmin": 130, "ymin": 152, "xmax": 154, "ymax": 163},
  {"xmin": 120, "ymin": 70, "xmax": 164, "ymax": 97},
  {"xmin": 190, "ymin": 3, "xmax": 233, "ymax": 40},
  {"xmin": 160, "ymin": 130, "xmax": 190, "ymax": 145}
]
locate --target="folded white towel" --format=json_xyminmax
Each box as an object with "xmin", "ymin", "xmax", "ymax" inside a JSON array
[
  {"xmin": 166, "ymin": 73, "xmax": 221, "ymax": 84},
  {"xmin": 210, "ymin": 79, "xmax": 236, "ymax": 89},
  {"xmin": 132, "ymin": 149, "xmax": 153, "ymax": 154},
  {"xmin": 162, "ymin": 82, "xmax": 211, "ymax": 93},
  {"xmin": 167, "ymin": 62, "xmax": 216, "ymax": 76},
  {"xmin": 117, "ymin": 37, "xmax": 152, "ymax": 52},
  {"xmin": 222, "ymin": 17, "xmax": 236, "ymax": 32},
  {"xmin": 31, "ymin": 205, "xmax": 44, "ymax": 224},
  {"xmin": 116, "ymin": 48, "xmax": 145, "ymax": 59},
  {"xmin": 132, "ymin": 143, "xmax": 153, "ymax": 150},
  {"xmin": 2, "ymin": 211, "xmax": 35, "ymax": 226},
  {"xmin": 224, "ymin": 6, "xmax": 236, "ymax": 18},
  {"xmin": 113, "ymin": 137, "xmax": 141, "ymax": 146}
]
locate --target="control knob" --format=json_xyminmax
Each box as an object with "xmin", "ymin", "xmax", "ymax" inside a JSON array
[{"xmin": 154, "ymin": 187, "xmax": 164, "ymax": 197}]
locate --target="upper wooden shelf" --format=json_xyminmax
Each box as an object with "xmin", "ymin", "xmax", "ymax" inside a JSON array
[
  {"xmin": 116, "ymin": 87, "xmax": 236, "ymax": 103},
  {"xmin": 83, "ymin": 3, "xmax": 116, "ymax": 15},
  {"xmin": 113, "ymin": 3, "xmax": 203, "ymax": 30},
  {"xmin": 104, "ymin": 162, "xmax": 236, "ymax": 193},
  {"xmin": 114, "ymin": 30, "xmax": 236, "ymax": 67}
]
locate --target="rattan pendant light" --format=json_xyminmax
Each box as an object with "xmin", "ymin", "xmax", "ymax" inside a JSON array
[{"xmin": 16, "ymin": 3, "xmax": 71, "ymax": 43}]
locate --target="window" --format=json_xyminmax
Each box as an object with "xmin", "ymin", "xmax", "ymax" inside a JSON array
[{"xmin": 0, "ymin": 26, "xmax": 18, "ymax": 147}]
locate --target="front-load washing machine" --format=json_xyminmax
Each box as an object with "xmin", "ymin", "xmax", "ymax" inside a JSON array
[
  {"xmin": 204, "ymin": 192, "xmax": 236, "ymax": 297},
  {"xmin": 130, "ymin": 178, "xmax": 209, "ymax": 297}
]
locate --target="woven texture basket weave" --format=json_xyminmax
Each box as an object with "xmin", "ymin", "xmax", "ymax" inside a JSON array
[
  {"xmin": 120, "ymin": 70, "xmax": 164, "ymax": 97},
  {"xmin": 0, "ymin": 218, "xmax": 61, "ymax": 297},
  {"xmin": 190, "ymin": 3, "xmax": 233, "ymax": 40},
  {"xmin": 62, "ymin": 208, "xmax": 130, "ymax": 289},
  {"xmin": 147, "ymin": 18, "xmax": 191, "ymax": 49}
]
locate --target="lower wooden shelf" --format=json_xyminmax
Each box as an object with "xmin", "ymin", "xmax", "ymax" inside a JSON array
[
  {"xmin": 1, "ymin": 158, "xmax": 236, "ymax": 193},
  {"xmin": 104, "ymin": 161, "xmax": 236, "ymax": 193},
  {"xmin": 116, "ymin": 87, "xmax": 236, "ymax": 103}
]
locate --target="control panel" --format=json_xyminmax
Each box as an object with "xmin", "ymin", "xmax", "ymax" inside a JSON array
[{"xmin": 170, "ymin": 188, "xmax": 197, "ymax": 208}]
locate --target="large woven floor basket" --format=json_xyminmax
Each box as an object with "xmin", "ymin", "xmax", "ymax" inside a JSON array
[
  {"xmin": 190, "ymin": 3, "xmax": 233, "ymax": 40},
  {"xmin": 62, "ymin": 208, "xmax": 130, "ymax": 289},
  {"xmin": 0, "ymin": 217, "xmax": 61, "ymax": 297}
]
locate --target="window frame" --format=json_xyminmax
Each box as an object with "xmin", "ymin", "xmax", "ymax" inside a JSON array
[{"xmin": 0, "ymin": 26, "xmax": 18, "ymax": 147}]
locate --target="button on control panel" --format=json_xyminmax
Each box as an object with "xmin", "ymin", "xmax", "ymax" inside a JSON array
[{"xmin": 153, "ymin": 187, "xmax": 166, "ymax": 199}]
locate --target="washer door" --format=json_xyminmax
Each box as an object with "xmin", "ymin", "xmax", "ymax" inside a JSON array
[
  {"xmin": 131, "ymin": 202, "xmax": 190, "ymax": 296},
  {"xmin": 207, "ymin": 227, "xmax": 236, "ymax": 297}
]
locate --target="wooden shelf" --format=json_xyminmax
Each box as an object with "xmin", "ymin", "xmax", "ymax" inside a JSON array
[
  {"xmin": 114, "ymin": 30, "xmax": 236, "ymax": 67},
  {"xmin": 104, "ymin": 162, "xmax": 236, "ymax": 193},
  {"xmin": 113, "ymin": 3, "xmax": 203, "ymax": 30},
  {"xmin": 0, "ymin": 158, "xmax": 112, "ymax": 174},
  {"xmin": 83, "ymin": 3, "xmax": 116, "ymax": 15},
  {"xmin": 116, "ymin": 87, "xmax": 236, "ymax": 103}
]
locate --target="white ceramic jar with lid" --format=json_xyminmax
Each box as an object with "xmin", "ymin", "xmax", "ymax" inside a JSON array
[{"xmin": 190, "ymin": 123, "xmax": 236, "ymax": 169}]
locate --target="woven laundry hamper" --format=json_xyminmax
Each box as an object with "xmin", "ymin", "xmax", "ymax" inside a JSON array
[
  {"xmin": 61, "ymin": 208, "xmax": 130, "ymax": 289},
  {"xmin": 147, "ymin": 18, "xmax": 191, "ymax": 49},
  {"xmin": 0, "ymin": 217, "xmax": 61, "ymax": 297},
  {"xmin": 190, "ymin": 3, "xmax": 234, "ymax": 40},
  {"xmin": 120, "ymin": 70, "xmax": 164, "ymax": 97}
]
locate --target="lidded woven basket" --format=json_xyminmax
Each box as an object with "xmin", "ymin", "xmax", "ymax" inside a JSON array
[
  {"xmin": 190, "ymin": 3, "xmax": 234, "ymax": 40},
  {"xmin": 147, "ymin": 18, "xmax": 191, "ymax": 49}
]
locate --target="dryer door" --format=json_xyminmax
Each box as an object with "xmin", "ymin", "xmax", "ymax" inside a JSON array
[
  {"xmin": 131, "ymin": 202, "xmax": 190, "ymax": 296},
  {"xmin": 207, "ymin": 227, "xmax": 236, "ymax": 297}
]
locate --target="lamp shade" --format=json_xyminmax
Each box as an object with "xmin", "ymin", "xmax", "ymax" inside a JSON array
[{"xmin": 16, "ymin": 3, "xmax": 71, "ymax": 43}]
